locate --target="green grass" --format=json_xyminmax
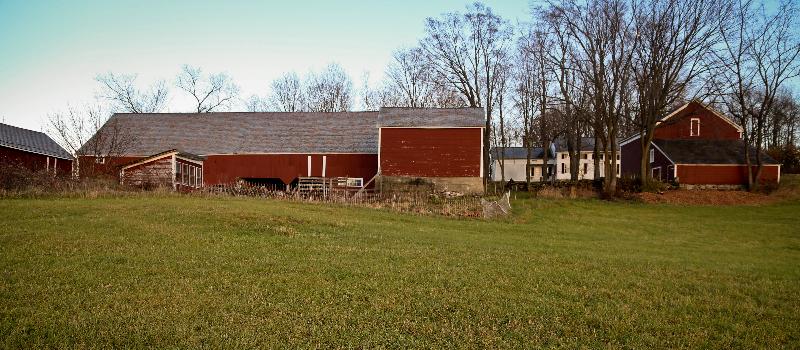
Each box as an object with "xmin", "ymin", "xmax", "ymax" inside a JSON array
[{"xmin": 1, "ymin": 194, "xmax": 799, "ymax": 348}]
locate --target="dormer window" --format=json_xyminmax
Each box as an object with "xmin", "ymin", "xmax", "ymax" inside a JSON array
[{"xmin": 690, "ymin": 118, "xmax": 700, "ymax": 136}]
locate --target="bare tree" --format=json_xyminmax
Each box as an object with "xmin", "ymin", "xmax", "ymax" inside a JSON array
[
  {"xmin": 631, "ymin": 0, "xmax": 721, "ymax": 183},
  {"xmin": 95, "ymin": 73, "xmax": 169, "ymax": 113},
  {"xmin": 47, "ymin": 104, "xmax": 137, "ymax": 177},
  {"xmin": 304, "ymin": 63, "xmax": 353, "ymax": 112},
  {"xmin": 386, "ymin": 47, "xmax": 438, "ymax": 107},
  {"xmin": 492, "ymin": 53, "xmax": 513, "ymax": 182},
  {"xmin": 244, "ymin": 94, "xmax": 269, "ymax": 112},
  {"xmin": 553, "ymin": 0, "xmax": 637, "ymax": 195},
  {"xmin": 421, "ymin": 2, "xmax": 513, "ymax": 186},
  {"xmin": 175, "ymin": 65, "xmax": 240, "ymax": 113},
  {"xmin": 711, "ymin": 0, "xmax": 800, "ymax": 190},
  {"xmin": 512, "ymin": 31, "xmax": 540, "ymax": 188},
  {"xmin": 268, "ymin": 72, "xmax": 306, "ymax": 112}
]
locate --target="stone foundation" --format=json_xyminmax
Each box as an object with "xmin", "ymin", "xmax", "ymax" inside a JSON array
[{"xmin": 378, "ymin": 176, "xmax": 484, "ymax": 194}]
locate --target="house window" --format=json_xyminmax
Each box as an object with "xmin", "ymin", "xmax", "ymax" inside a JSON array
[
  {"xmin": 561, "ymin": 163, "xmax": 566, "ymax": 174},
  {"xmin": 561, "ymin": 154, "xmax": 566, "ymax": 159},
  {"xmin": 649, "ymin": 149, "xmax": 655, "ymax": 163},
  {"xmin": 599, "ymin": 154, "xmax": 604, "ymax": 160},
  {"xmin": 582, "ymin": 153, "xmax": 588, "ymax": 160},
  {"xmin": 583, "ymin": 163, "xmax": 588, "ymax": 174},
  {"xmin": 690, "ymin": 118, "xmax": 700, "ymax": 136},
  {"xmin": 95, "ymin": 157, "xmax": 105, "ymax": 164},
  {"xmin": 616, "ymin": 154, "xmax": 620, "ymax": 160},
  {"xmin": 616, "ymin": 164, "xmax": 620, "ymax": 175}
]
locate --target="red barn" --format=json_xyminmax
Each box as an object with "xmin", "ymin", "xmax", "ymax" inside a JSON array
[
  {"xmin": 0, "ymin": 123, "xmax": 73, "ymax": 175},
  {"xmin": 79, "ymin": 108, "xmax": 484, "ymax": 193},
  {"xmin": 378, "ymin": 108, "xmax": 485, "ymax": 193},
  {"xmin": 620, "ymin": 101, "xmax": 781, "ymax": 186}
]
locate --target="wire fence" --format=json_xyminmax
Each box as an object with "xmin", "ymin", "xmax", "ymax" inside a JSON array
[{"xmin": 201, "ymin": 183, "xmax": 509, "ymax": 218}]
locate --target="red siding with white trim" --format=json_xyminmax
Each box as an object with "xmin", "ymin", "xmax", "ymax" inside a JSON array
[
  {"xmin": 202, "ymin": 154, "xmax": 377, "ymax": 185},
  {"xmin": 654, "ymin": 101, "xmax": 741, "ymax": 140},
  {"xmin": 1, "ymin": 145, "xmax": 72, "ymax": 175}
]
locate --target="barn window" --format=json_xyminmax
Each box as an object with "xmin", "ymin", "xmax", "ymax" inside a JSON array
[
  {"xmin": 346, "ymin": 178, "xmax": 363, "ymax": 188},
  {"xmin": 95, "ymin": 157, "xmax": 105, "ymax": 164},
  {"xmin": 649, "ymin": 149, "xmax": 655, "ymax": 163},
  {"xmin": 690, "ymin": 118, "xmax": 700, "ymax": 136}
]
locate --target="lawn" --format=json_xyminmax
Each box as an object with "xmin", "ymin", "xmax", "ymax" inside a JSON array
[{"xmin": 1, "ymin": 193, "xmax": 799, "ymax": 348}]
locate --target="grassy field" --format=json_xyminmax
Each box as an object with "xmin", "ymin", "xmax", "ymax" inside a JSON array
[{"xmin": 1, "ymin": 191, "xmax": 799, "ymax": 348}]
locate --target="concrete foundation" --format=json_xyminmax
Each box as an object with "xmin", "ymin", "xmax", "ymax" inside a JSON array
[{"xmin": 378, "ymin": 176, "xmax": 484, "ymax": 194}]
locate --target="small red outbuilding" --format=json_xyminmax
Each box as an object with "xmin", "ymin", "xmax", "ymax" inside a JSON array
[
  {"xmin": 620, "ymin": 101, "xmax": 781, "ymax": 186},
  {"xmin": 0, "ymin": 123, "xmax": 73, "ymax": 176}
]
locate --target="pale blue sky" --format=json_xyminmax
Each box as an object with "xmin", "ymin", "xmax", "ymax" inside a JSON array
[{"xmin": 0, "ymin": 0, "xmax": 531, "ymax": 131}]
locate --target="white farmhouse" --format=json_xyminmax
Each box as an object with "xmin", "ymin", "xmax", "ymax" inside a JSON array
[{"xmin": 491, "ymin": 138, "xmax": 620, "ymax": 182}]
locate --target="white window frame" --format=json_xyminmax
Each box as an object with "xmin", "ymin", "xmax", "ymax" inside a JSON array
[
  {"xmin": 649, "ymin": 149, "xmax": 655, "ymax": 163},
  {"xmin": 652, "ymin": 166, "xmax": 662, "ymax": 181},
  {"xmin": 690, "ymin": 118, "xmax": 700, "ymax": 136},
  {"xmin": 346, "ymin": 177, "xmax": 363, "ymax": 188}
]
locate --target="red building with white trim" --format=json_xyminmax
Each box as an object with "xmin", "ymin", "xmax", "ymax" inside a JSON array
[
  {"xmin": 620, "ymin": 101, "xmax": 781, "ymax": 186},
  {"xmin": 80, "ymin": 108, "xmax": 485, "ymax": 193},
  {"xmin": 0, "ymin": 123, "xmax": 73, "ymax": 176}
]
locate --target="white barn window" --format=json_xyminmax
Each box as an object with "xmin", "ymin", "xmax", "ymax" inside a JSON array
[
  {"xmin": 690, "ymin": 118, "xmax": 700, "ymax": 136},
  {"xmin": 649, "ymin": 149, "xmax": 655, "ymax": 163}
]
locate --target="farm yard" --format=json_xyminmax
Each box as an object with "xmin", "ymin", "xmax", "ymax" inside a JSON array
[{"xmin": 1, "ymin": 179, "xmax": 799, "ymax": 348}]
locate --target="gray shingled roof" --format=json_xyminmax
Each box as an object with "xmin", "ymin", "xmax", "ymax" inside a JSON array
[
  {"xmin": 653, "ymin": 139, "xmax": 779, "ymax": 165},
  {"xmin": 0, "ymin": 123, "xmax": 73, "ymax": 160},
  {"xmin": 553, "ymin": 137, "xmax": 619, "ymax": 152},
  {"xmin": 490, "ymin": 147, "xmax": 548, "ymax": 159},
  {"xmin": 378, "ymin": 107, "xmax": 485, "ymax": 127},
  {"xmin": 80, "ymin": 112, "xmax": 380, "ymax": 156}
]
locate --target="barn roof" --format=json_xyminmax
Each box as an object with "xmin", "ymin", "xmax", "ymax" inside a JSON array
[
  {"xmin": 653, "ymin": 139, "xmax": 779, "ymax": 165},
  {"xmin": 378, "ymin": 107, "xmax": 485, "ymax": 128},
  {"xmin": 0, "ymin": 123, "xmax": 73, "ymax": 160},
  {"xmin": 490, "ymin": 147, "xmax": 548, "ymax": 159},
  {"xmin": 80, "ymin": 112, "xmax": 380, "ymax": 156}
]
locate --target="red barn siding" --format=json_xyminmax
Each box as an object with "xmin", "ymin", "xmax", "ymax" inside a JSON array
[
  {"xmin": 203, "ymin": 154, "xmax": 377, "ymax": 185},
  {"xmin": 78, "ymin": 156, "xmax": 143, "ymax": 178},
  {"xmin": 380, "ymin": 128, "xmax": 481, "ymax": 177},
  {"xmin": 676, "ymin": 165, "xmax": 780, "ymax": 185},
  {"xmin": 654, "ymin": 101, "xmax": 741, "ymax": 140},
  {"xmin": 1, "ymin": 145, "xmax": 72, "ymax": 175}
]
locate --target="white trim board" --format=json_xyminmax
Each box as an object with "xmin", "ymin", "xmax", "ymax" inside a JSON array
[
  {"xmin": 120, "ymin": 152, "xmax": 178, "ymax": 171},
  {"xmin": 0, "ymin": 143, "xmax": 73, "ymax": 160},
  {"xmin": 658, "ymin": 101, "xmax": 743, "ymax": 132},
  {"xmin": 378, "ymin": 126, "xmax": 486, "ymax": 129},
  {"xmin": 675, "ymin": 163, "xmax": 781, "ymax": 166}
]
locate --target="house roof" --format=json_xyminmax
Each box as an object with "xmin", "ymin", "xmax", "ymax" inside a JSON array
[
  {"xmin": 378, "ymin": 107, "xmax": 485, "ymax": 128},
  {"xmin": 490, "ymin": 147, "xmax": 548, "ymax": 159},
  {"xmin": 0, "ymin": 123, "xmax": 73, "ymax": 160},
  {"xmin": 80, "ymin": 112, "xmax": 380, "ymax": 156},
  {"xmin": 652, "ymin": 139, "xmax": 779, "ymax": 165},
  {"xmin": 552, "ymin": 137, "xmax": 619, "ymax": 152},
  {"xmin": 120, "ymin": 149, "xmax": 203, "ymax": 170}
]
